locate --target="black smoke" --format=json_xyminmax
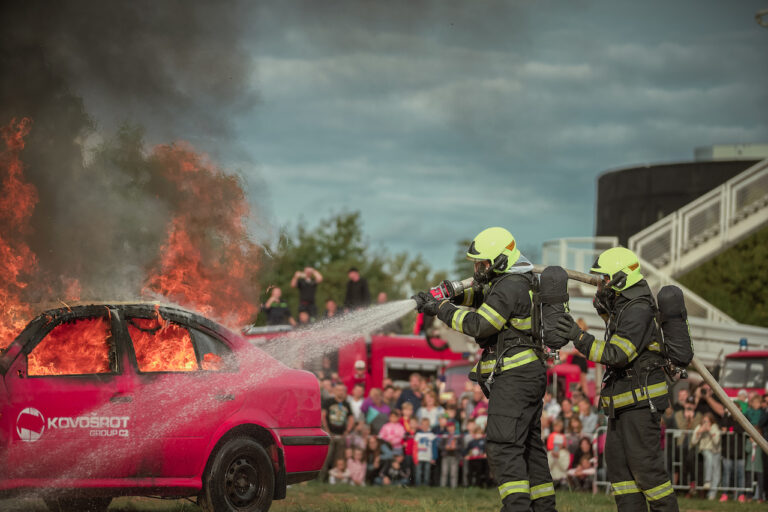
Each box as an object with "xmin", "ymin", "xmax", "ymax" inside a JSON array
[{"xmin": 0, "ymin": 0, "xmax": 259, "ymax": 302}]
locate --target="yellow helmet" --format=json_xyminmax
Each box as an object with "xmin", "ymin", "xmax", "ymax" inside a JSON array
[
  {"xmin": 466, "ymin": 227, "xmax": 521, "ymax": 274},
  {"xmin": 590, "ymin": 247, "xmax": 643, "ymax": 291}
]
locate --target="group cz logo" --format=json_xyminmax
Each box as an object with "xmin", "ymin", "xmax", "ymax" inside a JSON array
[{"xmin": 16, "ymin": 407, "xmax": 45, "ymax": 443}]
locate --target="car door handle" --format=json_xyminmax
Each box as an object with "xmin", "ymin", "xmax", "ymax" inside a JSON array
[
  {"xmin": 214, "ymin": 393, "xmax": 235, "ymax": 402},
  {"xmin": 110, "ymin": 395, "xmax": 133, "ymax": 403}
]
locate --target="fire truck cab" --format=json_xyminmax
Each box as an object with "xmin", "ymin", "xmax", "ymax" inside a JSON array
[{"xmin": 720, "ymin": 349, "xmax": 768, "ymax": 397}]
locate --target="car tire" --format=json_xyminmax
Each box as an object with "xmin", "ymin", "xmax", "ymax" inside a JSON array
[
  {"xmin": 200, "ymin": 437, "xmax": 274, "ymax": 512},
  {"xmin": 44, "ymin": 497, "xmax": 112, "ymax": 512}
]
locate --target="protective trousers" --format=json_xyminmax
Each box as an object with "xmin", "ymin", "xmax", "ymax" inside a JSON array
[
  {"xmin": 606, "ymin": 407, "xmax": 679, "ymax": 512},
  {"xmin": 485, "ymin": 361, "xmax": 556, "ymax": 512}
]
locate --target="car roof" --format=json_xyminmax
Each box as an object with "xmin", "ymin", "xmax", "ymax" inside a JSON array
[{"xmin": 28, "ymin": 302, "xmax": 234, "ymax": 340}]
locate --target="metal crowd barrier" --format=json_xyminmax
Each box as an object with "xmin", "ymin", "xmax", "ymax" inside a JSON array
[{"xmin": 592, "ymin": 427, "xmax": 760, "ymax": 496}]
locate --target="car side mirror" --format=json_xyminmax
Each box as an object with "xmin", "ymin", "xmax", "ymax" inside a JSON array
[{"xmin": 17, "ymin": 369, "xmax": 24, "ymax": 379}]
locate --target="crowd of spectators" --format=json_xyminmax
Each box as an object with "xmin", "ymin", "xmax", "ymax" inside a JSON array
[
  {"xmin": 261, "ymin": 267, "xmax": 399, "ymax": 331},
  {"xmin": 313, "ymin": 367, "xmax": 608, "ymax": 492},
  {"xmin": 259, "ymin": 267, "xmax": 768, "ymax": 501},
  {"xmin": 661, "ymin": 381, "xmax": 768, "ymax": 503},
  {"xmin": 311, "ymin": 359, "xmax": 768, "ymax": 501}
]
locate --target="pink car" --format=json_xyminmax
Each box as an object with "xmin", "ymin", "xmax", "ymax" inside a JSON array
[{"xmin": 0, "ymin": 304, "xmax": 328, "ymax": 512}]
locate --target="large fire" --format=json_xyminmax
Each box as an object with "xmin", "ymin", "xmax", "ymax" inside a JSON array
[
  {"xmin": 0, "ymin": 118, "xmax": 37, "ymax": 350},
  {"xmin": 127, "ymin": 315, "xmax": 197, "ymax": 372},
  {"xmin": 27, "ymin": 316, "xmax": 112, "ymax": 376},
  {"xmin": 0, "ymin": 117, "xmax": 261, "ymax": 355},
  {"xmin": 143, "ymin": 143, "xmax": 260, "ymax": 327}
]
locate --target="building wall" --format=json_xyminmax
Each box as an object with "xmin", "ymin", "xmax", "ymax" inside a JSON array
[{"xmin": 595, "ymin": 160, "xmax": 758, "ymax": 246}]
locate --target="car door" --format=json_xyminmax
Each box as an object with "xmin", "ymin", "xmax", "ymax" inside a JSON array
[
  {"xmin": 3, "ymin": 306, "xmax": 135, "ymax": 480},
  {"xmin": 121, "ymin": 307, "xmax": 244, "ymax": 478}
]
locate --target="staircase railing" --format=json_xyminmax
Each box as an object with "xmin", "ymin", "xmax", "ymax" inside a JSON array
[
  {"xmin": 541, "ymin": 237, "xmax": 734, "ymax": 323},
  {"xmin": 628, "ymin": 159, "xmax": 768, "ymax": 276}
]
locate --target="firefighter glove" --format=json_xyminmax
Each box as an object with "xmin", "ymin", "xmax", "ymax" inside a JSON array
[
  {"xmin": 554, "ymin": 314, "xmax": 582, "ymax": 341},
  {"xmin": 412, "ymin": 291, "xmax": 437, "ymax": 315}
]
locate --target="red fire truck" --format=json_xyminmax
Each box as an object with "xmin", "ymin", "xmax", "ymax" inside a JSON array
[{"xmin": 719, "ymin": 349, "xmax": 768, "ymax": 397}]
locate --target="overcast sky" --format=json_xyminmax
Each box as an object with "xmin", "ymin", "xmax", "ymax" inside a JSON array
[{"xmin": 230, "ymin": 1, "xmax": 767, "ymax": 273}]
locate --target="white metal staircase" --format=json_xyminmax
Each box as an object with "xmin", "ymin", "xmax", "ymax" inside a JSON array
[
  {"xmin": 627, "ymin": 159, "xmax": 768, "ymax": 277},
  {"xmin": 541, "ymin": 237, "xmax": 768, "ymax": 366}
]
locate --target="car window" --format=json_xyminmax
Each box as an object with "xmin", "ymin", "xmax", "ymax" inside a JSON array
[
  {"xmin": 28, "ymin": 316, "xmax": 114, "ymax": 376},
  {"xmin": 127, "ymin": 317, "xmax": 198, "ymax": 372},
  {"xmin": 190, "ymin": 328, "xmax": 236, "ymax": 372}
]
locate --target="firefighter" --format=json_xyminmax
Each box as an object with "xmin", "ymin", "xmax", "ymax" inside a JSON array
[
  {"xmin": 554, "ymin": 247, "xmax": 678, "ymax": 512},
  {"xmin": 413, "ymin": 227, "xmax": 556, "ymax": 512}
]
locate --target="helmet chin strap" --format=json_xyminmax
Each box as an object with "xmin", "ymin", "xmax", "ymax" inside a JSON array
[{"xmin": 606, "ymin": 270, "xmax": 628, "ymax": 291}]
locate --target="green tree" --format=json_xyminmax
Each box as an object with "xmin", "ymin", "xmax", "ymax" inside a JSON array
[{"xmin": 678, "ymin": 226, "xmax": 768, "ymax": 327}]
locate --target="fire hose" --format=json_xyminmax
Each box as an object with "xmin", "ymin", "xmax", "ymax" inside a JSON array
[{"xmin": 435, "ymin": 266, "xmax": 768, "ymax": 455}]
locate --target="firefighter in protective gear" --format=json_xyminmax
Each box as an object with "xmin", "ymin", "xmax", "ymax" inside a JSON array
[
  {"xmin": 413, "ymin": 227, "xmax": 556, "ymax": 512},
  {"xmin": 555, "ymin": 247, "xmax": 678, "ymax": 512}
]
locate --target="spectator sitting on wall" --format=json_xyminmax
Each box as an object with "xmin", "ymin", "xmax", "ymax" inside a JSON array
[
  {"xmin": 291, "ymin": 266, "xmax": 323, "ymax": 318},
  {"xmin": 262, "ymin": 287, "xmax": 296, "ymax": 327},
  {"xmin": 324, "ymin": 298, "xmax": 339, "ymax": 319},
  {"xmin": 297, "ymin": 310, "xmax": 313, "ymax": 328},
  {"xmin": 344, "ymin": 267, "xmax": 371, "ymax": 311}
]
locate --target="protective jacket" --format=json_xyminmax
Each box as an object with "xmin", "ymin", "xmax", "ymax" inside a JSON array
[
  {"xmin": 574, "ymin": 280, "xmax": 670, "ymax": 417},
  {"xmin": 437, "ymin": 272, "xmax": 540, "ymax": 383},
  {"xmin": 436, "ymin": 271, "xmax": 556, "ymax": 512},
  {"xmin": 577, "ymin": 279, "xmax": 677, "ymax": 512}
]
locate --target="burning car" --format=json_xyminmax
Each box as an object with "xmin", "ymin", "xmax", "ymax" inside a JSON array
[{"xmin": 0, "ymin": 303, "xmax": 328, "ymax": 512}]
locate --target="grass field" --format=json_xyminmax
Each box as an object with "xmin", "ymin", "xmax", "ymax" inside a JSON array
[{"xmin": 1, "ymin": 484, "xmax": 764, "ymax": 511}]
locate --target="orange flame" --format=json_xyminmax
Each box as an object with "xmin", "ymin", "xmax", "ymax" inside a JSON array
[
  {"xmin": 127, "ymin": 316, "xmax": 197, "ymax": 372},
  {"xmin": 27, "ymin": 317, "xmax": 112, "ymax": 376},
  {"xmin": 0, "ymin": 118, "xmax": 37, "ymax": 349},
  {"xmin": 143, "ymin": 142, "xmax": 260, "ymax": 327}
]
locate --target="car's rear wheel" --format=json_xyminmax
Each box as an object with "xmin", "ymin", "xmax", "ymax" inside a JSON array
[
  {"xmin": 44, "ymin": 496, "xmax": 112, "ymax": 512},
  {"xmin": 200, "ymin": 437, "xmax": 274, "ymax": 512}
]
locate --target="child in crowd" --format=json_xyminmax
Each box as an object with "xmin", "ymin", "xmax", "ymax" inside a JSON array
[
  {"xmin": 378, "ymin": 410, "xmax": 406, "ymax": 451},
  {"xmin": 346, "ymin": 421, "xmax": 368, "ymax": 452},
  {"xmin": 404, "ymin": 416, "xmax": 419, "ymax": 481},
  {"xmin": 464, "ymin": 425, "xmax": 488, "ymax": 487},
  {"xmin": 567, "ymin": 454, "xmax": 596, "ymax": 491},
  {"xmin": 364, "ymin": 435, "xmax": 382, "ymax": 485},
  {"xmin": 692, "ymin": 412, "xmax": 721, "ymax": 500},
  {"xmin": 417, "ymin": 391, "xmax": 445, "ymax": 428},
  {"xmin": 547, "ymin": 424, "xmax": 569, "ymax": 489},
  {"xmin": 745, "ymin": 394, "xmax": 765, "ymax": 502},
  {"xmin": 329, "ymin": 458, "xmax": 349, "ymax": 485},
  {"xmin": 376, "ymin": 449, "xmax": 410, "ymax": 486},
  {"xmin": 439, "ymin": 420, "xmax": 463, "ymax": 488},
  {"xmin": 414, "ymin": 418, "xmax": 438, "ymax": 486},
  {"xmin": 346, "ymin": 448, "xmax": 366, "ymax": 486}
]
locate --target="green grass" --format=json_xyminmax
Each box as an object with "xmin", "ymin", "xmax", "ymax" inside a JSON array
[{"xmin": 2, "ymin": 484, "xmax": 764, "ymax": 511}]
